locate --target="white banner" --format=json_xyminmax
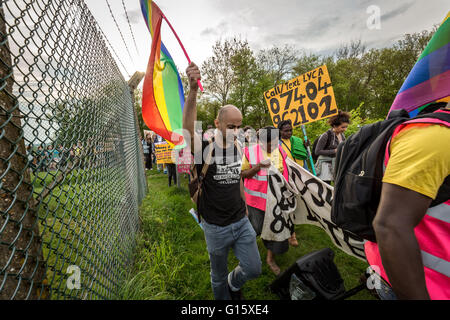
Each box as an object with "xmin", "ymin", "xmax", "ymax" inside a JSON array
[{"xmin": 262, "ymin": 157, "xmax": 366, "ymax": 261}]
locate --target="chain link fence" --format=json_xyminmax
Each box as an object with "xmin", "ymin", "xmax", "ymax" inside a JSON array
[{"xmin": 1, "ymin": 0, "xmax": 147, "ymax": 299}]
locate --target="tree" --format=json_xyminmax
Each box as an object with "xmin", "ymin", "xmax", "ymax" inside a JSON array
[
  {"xmin": 229, "ymin": 40, "xmax": 257, "ymax": 122},
  {"xmin": 201, "ymin": 37, "xmax": 248, "ymax": 106},
  {"xmin": 257, "ymin": 45, "xmax": 298, "ymax": 87}
]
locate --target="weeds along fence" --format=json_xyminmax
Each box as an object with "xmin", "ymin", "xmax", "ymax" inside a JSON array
[{"xmin": 0, "ymin": 0, "xmax": 147, "ymax": 299}]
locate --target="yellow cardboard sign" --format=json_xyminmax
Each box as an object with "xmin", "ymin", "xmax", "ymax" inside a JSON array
[
  {"xmin": 264, "ymin": 65, "xmax": 338, "ymax": 128},
  {"xmin": 155, "ymin": 141, "xmax": 174, "ymax": 164}
]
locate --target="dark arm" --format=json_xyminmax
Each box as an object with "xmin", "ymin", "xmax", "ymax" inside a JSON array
[
  {"xmin": 241, "ymin": 163, "xmax": 262, "ymax": 179},
  {"xmin": 372, "ymin": 182, "xmax": 431, "ymax": 300}
]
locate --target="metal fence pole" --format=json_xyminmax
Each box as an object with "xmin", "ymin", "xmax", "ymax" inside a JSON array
[
  {"xmin": 127, "ymin": 72, "xmax": 147, "ymax": 198},
  {"xmin": 0, "ymin": 5, "xmax": 47, "ymax": 299}
]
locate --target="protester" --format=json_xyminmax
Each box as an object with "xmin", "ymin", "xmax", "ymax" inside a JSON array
[
  {"xmin": 314, "ymin": 110, "xmax": 350, "ymax": 185},
  {"xmin": 278, "ymin": 120, "xmax": 307, "ymax": 167},
  {"xmin": 365, "ymin": 103, "xmax": 450, "ymax": 300},
  {"xmin": 183, "ymin": 62, "xmax": 261, "ymax": 300},
  {"xmin": 203, "ymin": 124, "xmax": 215, "ymax": 140},
  {"xmin": 45, "ymin": 144, "xmax": 57, "ymax": 171},
  {"xmin": 243, "ymin": 125, "xmax": 257, "ymax": 147},
  {"xmin": 153, "ymin": 134, "xmax": 164, "ymax": 172},
  {"xmin": 142, "ymin": 133, "xmax": 152, "ymax": 170},
  {"xmin": 241, "ymin": 126, "xmax": 291, "ymax": 275},
  {"xmin": 277, "ymin": 119, "xmax": 309, "ymax": 247},
  {"xmin": 35, "ymin": 144, "xmax": 45, "ymax": 172},
  {"xmin": 57, "ymin": 144, "xmax": 68, "ymax": 170},
  {"xmin": 151, "ymin": 133, "xmax": 156, "ymax": 166}
]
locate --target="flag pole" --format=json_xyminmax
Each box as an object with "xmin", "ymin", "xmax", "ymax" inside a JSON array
[{"xmin": 162, "ymin": 14, "xmax": 204, "ymax": 92}]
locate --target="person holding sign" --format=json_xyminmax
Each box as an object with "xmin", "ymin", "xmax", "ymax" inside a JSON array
[
  {"xmin": 241, "ymin": 126, "xmax": 291, "ymax": 275},
  {"xmin": 277, "ymin": 119, "xmax": 308, "ymax": 247},
  {"xmin": 183, "ymin": 62, "xmax": 261, "ymax": 300},
  {"xmin": 314, "ymin": 110, "xmax": 350, "ymax": 185},
  {"xmin": 278, "ymin": 120, "xmax": 308, "ymax": 167}
]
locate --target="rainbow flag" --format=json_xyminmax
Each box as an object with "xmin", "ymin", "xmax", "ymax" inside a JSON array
[
  {"xmin": 140, "ymin": 0, "xmax": 184, "ymax": 145},
  {"xmin": 389, "ymin": 12, "xmax": 450, "ymax": 116}
]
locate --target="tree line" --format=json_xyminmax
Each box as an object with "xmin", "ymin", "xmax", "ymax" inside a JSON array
[
  {"xmin": 136, "ymin": 24, "xmax": 436, "ymax": 143},
  {"xmin": 192, "ymin": 26, "xmax": 436, "ymax": 141}
]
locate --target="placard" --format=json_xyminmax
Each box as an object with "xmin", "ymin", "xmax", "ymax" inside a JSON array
[
  {"xmin": 155, "ymin": 141, "xmax": 174, "ymax": 164},
  {"xmin": 264, "ymin": 65, "xmax": 338, "ymax": 127}
]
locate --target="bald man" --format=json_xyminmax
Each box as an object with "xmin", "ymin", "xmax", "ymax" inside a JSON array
[{"xmin": 183, "ymin": 62, "xmax": 261, "ymax": 300}]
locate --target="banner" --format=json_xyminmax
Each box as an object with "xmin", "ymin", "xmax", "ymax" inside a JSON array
[
  {"xmin": 154, "ymin": 141, "xmax": 174, "ymax": 164},
  {"xmin": 264, "ymin": 65, "xmax": 338, "ymax": 128},
  {"xmin": 262, "ymin": 157, "xmax": 366, "ymax": 261}
]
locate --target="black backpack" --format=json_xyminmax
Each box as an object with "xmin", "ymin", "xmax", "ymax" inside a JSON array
[
  {"xmin": 312, "ymin": 130, "xmax": 332, "ymax": 163},
  {"xmin": 331, "ymin": 108, "xmax": 450, "ymax": 242}
]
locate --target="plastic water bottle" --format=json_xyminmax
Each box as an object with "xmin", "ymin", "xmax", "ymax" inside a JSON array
[{"xmin": 289, "ymin": 273, "xmax": 316, "ymax": 300}]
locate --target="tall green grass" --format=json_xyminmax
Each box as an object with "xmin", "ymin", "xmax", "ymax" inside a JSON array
[
  {"xmin": 31, "ymin": 167, "xmax": 132, "ymax": 300},
  {"xmin": 119, "ymin": 170, "xmax": 376, "ymax": 300}
]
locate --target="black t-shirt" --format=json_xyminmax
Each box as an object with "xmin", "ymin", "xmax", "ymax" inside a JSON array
[{"xmin": 194, "ymin": 139, "xmax": 246, "ymax": 226}]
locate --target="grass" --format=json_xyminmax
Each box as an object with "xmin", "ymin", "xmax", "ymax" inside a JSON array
[
  {"xmin": 119, "ymin": 170, "xmax": 377, "ymax": 300},
  {"xmin": 31, "ymin": 166, "xmax": 133, "ymax": 300}
]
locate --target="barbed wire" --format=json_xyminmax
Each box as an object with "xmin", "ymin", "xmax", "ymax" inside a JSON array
[
  {"xmin": 121, "ymin": 0, "xmax": 140, "ymax": 57},
  {"xmin": 105, "ymin": 0, "xmax": 136, "ymax": 71},
  {"xmin": 96, "ymin": 22, "xmax": 132, "ymax": 79}
]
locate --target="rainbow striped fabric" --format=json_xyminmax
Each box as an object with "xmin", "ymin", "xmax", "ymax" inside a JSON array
[
  {"xmin": 140, "ymin": 0, "xmax": 184, "ymax": 145},
  {"xmin": 390, "ymin": 12, "xmax": 450, "ymax": 116}
]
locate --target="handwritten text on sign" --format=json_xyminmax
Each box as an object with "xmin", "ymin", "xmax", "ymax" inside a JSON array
[
  {"xmin": 155, "ymin": 142, "xmax": 174, "ymax": 164},
  {"xmin": 264, "ymin": 65, "xmax": 338, "ymax": 127}
]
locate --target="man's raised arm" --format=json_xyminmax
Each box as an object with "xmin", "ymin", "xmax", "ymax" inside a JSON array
[{"xmin": 183, "ymin": 62, "xmax": 201, "ymax": 151}]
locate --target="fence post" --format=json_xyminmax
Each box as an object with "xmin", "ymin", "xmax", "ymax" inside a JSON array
[
  {"xmin": 127, "ymin": 71, "xmax": 147, "ymax": 191},
  {"xmin": 0, "ymin": 6, "xmax": 47, "ymax": 299}
]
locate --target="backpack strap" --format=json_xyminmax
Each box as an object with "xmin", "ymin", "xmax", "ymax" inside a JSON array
[
  {"xmin": 199, "ymin": 138, "xmax": 214, "ymax": 184},
  {"xmin": 281, "ymin": 139, "xmax": 293, "ymax": 157},
  {"xmin": 324, "ymin": 129, "xmax": 333, "ymax": 150}
]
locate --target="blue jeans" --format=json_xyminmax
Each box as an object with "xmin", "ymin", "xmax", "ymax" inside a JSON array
[{"xmin": 202, "ymin": 216, "xmax": 262, "ymax": 300}]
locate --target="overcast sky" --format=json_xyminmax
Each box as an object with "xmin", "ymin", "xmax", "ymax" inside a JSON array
[{"xmin": 85, "ymin": 0, "xmax": 448, "ymax": 80}]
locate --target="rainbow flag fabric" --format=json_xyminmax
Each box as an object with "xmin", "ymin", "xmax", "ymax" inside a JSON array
[
  {"xmin": 140, "ymin": 0, "xmax": 184, "ymax": 145},
  {"xmin": 389, "ymin": 12, "xmax": 450, "ymax": 116}
]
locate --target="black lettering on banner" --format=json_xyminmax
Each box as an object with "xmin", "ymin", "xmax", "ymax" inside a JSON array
[
  {"xmin": 306, "ymin": 81, "xmax": 317, "ymax": 100},
  {"xmin": 307, "ymin": 102, "xmax": 319, "ymax": 120},
  {"xmin": 280, "ymin": 90, "xmax": 293, "ymax": 110},
  {"xmin": 322, "ymin": 219, "xmax": 342, "ymax": 247},
  {"xmin": 282, "ymin": 111, "xmax": 289, "ymax": 121},
  {"xmin": 343, "ymin": 231, "xmax": 366, "ymax": 260},
  {"xmin": 325, "ymin": 186, "xmax": 333, "ymax": 206},
  {"xmin": 290, "ymin": 108, "xmax": 300, "ymax": 126},
  {"xmin": 300, "ymin": 197, "xmax": 319, "ymax": 224},
  {"xmin": 270, "ymin": 97, "xmax": 280, "ymax": 114},
  {"xmin": 289, "ymin": 162, "xmax": 305, "ymax": 184},
  {"xmin": 273, "ymin": 114, "xmax": 281, "ymax": 125},
  {"xmin": 298, "ymin": 105, "xmax": 308, "ymax": 123},
  {"xmin": 268, "ymin": 175, "xmax": 295, "ymax": 234},
  {"xmin": 319, "ymin": 95, "xmax": 336, "ymax": 118},
  {"xmin": 293, "ymin": 87, "xmax": 306, "ymax": 105},
  {"xmin": 318, "ymin": 76, "xmax": 332, "ymax": 94},
  {"xmin": 303, "ymin": 178, "xmax": 326, "ymax": 207}
]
